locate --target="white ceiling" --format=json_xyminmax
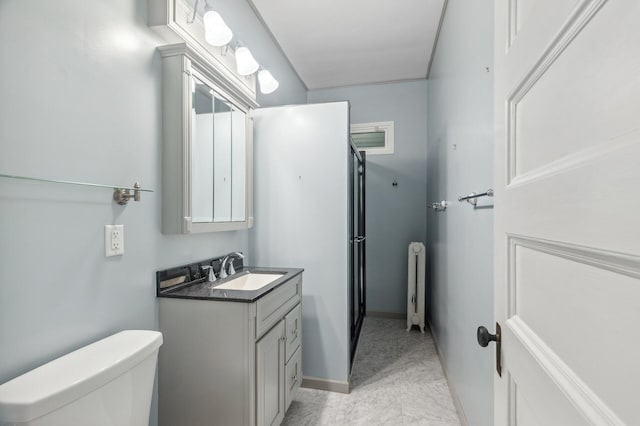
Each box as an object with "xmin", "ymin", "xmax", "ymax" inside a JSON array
[{"xmin": 249, "ymin": 0, "xmax": 446, "ymax": 90}]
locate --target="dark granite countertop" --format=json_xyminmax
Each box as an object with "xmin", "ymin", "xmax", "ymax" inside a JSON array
[{"xmin": 157, "ymin": 266, "xmax": 303, "ymax": 303}]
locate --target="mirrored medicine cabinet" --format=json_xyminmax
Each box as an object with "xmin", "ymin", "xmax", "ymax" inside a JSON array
[{"xmin": 159, "ymin": 43, "xmax": 257, "ymax": 234}]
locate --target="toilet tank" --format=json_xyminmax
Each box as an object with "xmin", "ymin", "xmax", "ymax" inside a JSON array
[{"xmin": 0, "ymin": 330, "xmax": 162, "ymax": 426}]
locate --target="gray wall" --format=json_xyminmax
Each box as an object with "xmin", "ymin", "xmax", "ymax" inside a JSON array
[
  {"xmin": 308, "ymin": 82, "xmax": 428, "ymax": 315},
  {"xmin": 0, "ymin": 1, "xmax": 305, "ymax": 424},
  {"xmin": 426, "ymin": 1, "xmax": 494, "ymax": 425}
]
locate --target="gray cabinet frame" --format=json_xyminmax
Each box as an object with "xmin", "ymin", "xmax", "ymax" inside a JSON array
[{"xmin": 158, "ymin": 276, "xmax": 302, "ymax": 426}]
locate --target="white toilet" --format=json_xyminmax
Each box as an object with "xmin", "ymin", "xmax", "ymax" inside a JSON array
[{"xmin": 0, "ymin": 330, "xmax": 162, "ymax": 426}]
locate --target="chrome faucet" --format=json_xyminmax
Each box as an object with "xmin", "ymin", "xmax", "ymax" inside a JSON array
[
  {"xmin": 201, "ymin": 265, "xmax": 217, "ymax": 289},
  {"xmin": 201, "ymin": 265, "xmax": 216, "ymax": 283},
  {"xmin": 219, "ymin": 252, "xmax": 244, "ymax": 279}
]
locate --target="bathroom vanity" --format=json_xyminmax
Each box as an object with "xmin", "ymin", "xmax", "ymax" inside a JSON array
[{"xmin": 156, "ymin": 261, "xmax": 303, "ymax": 426}]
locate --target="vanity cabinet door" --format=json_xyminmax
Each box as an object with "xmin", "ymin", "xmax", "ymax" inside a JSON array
[
  {"xmin": 256, "ymin": 320, "xmax": 285, "ymax": 426},
  {"xmin": 284, "ymin": 303, "xmax": 301, "ymax": 361}
]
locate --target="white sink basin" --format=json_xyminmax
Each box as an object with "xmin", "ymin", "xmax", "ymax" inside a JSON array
[{"xmin": 214, "ymin": 272, "xmax": 284, "ymax": 291}]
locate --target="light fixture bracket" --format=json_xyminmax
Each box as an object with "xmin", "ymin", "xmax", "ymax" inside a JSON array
[{"xmin": 188, "ymin": 0, "xmax": 201, "ymax": 24}]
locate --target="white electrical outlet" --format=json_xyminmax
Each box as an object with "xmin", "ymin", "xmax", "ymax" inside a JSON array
[{"xmin": 105, "ymin": 225, "xmax": 124, "ymax": 257}]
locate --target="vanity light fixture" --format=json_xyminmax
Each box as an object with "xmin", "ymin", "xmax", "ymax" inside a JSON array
[
  {"xmin": 188, "ymin": 0, "xmax": 233, "ymax": 47},
  {"xmin": 203, "ymin": 8, "xmax": 233, "ymax": 46},
  {"xmin": 187, "ymin": 1, "xmax": 278, "ymax": 94},
  {"xmin": 235, "ymin": 46, "xmax": 260, "ymax": 76},
  {"xmin": 258, "ymin": 69, "xmax": 279, "ymax": 94}
]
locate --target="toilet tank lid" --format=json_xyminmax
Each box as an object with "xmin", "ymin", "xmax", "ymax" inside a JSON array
[{"xmin": 0, "ymin": 330, "xmax": 162, "ymax": 423}]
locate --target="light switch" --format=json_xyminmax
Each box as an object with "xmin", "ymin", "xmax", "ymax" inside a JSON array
[{"xmin": 105, "ymin": 225, "xmax": 124, "ymax": 257}]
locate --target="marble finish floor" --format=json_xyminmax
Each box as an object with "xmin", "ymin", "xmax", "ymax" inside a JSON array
[{"xmin": 282, "ymin": 317, "xmax": 461, "ymax": 426}]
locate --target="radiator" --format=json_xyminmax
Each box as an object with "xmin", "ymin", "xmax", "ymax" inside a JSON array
[{"xmin": 407, "ymin": 242, "xmax": 426, "ymax": 333}]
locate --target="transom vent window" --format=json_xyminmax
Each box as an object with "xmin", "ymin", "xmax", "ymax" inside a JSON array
[{"xmin": 350, "ymin": 121, "xmax": 394, "ymax": 155}]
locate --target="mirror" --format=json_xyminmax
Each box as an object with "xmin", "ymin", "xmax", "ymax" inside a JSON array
[
  {"xmin": 158, "ymin": 44, "xmax": 255, "ymax": 234},
  {"xmin": 191, "ymin": 73, "xmax": 247, "ymax": 224}
]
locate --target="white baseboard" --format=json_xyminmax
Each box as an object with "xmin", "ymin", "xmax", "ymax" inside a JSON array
[
  {"xmin": 428, "ymin": 320, "xmax": 469, "ymax": 426},
  {"xmin": 301, "ymin": 376, "xmax": 350, "ymax": 394}
]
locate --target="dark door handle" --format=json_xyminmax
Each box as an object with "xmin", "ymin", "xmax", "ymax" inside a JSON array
[
  {"xmin": 477, "ymin": 326, "xmax": 497, "ymax": 347},
  {"xmin": 477, "ymin": 323, "xmax": 502, "ymax": 376}
]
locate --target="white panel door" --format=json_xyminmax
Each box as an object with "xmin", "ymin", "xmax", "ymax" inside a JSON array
[{"xmin": 493, "ymin": 1, "xmax": 640, "ymax": 425}]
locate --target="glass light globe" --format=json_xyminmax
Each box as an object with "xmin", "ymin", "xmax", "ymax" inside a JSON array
[
  {"xmin": 203, "ymin": 10, "xmax": 232, "ymax": 46},
  {"xmin": 258, "ymin": 69, "xmax": 279, "ymax": 94},
  {"xmin": 235, "ymin": 46, "xmax": 259, "ymax": 76}
]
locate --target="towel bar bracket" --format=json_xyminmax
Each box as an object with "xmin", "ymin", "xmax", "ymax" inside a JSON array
[{"xmin": 428, "ymin": 200, "xmax": 447, "ymax": 212}]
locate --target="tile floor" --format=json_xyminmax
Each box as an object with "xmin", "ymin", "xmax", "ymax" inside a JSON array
[{"xmin": 282, "ymin": 317, "xmax": 461, "ymax": 426}]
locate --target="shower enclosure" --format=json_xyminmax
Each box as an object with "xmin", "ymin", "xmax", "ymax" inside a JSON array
[{"xmin": 349, "ymin": 141, "xmax": 366, "ymax": 365}]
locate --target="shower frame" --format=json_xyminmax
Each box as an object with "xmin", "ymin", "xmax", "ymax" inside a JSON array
[{"xmin": 349, "ymin": 141, "xmax": 366, "ymax": 366}]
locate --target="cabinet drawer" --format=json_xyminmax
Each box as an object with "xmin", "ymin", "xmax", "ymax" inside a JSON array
[
  {"xmin": 285, "ymin": 345, "xmax": 302, "ymax": 412},
  {"xmin": 285, "ymin": 303, "xmax": 301, "ymax": 362},
  {"xmin": 256, "ymin": 274, "xmax": 302, "ymax": 339}
]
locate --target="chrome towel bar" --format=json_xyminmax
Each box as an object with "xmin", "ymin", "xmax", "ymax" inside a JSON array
[{"xmin": 458, "ymin": 189, "xmax": 493, "ymax": 206}]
